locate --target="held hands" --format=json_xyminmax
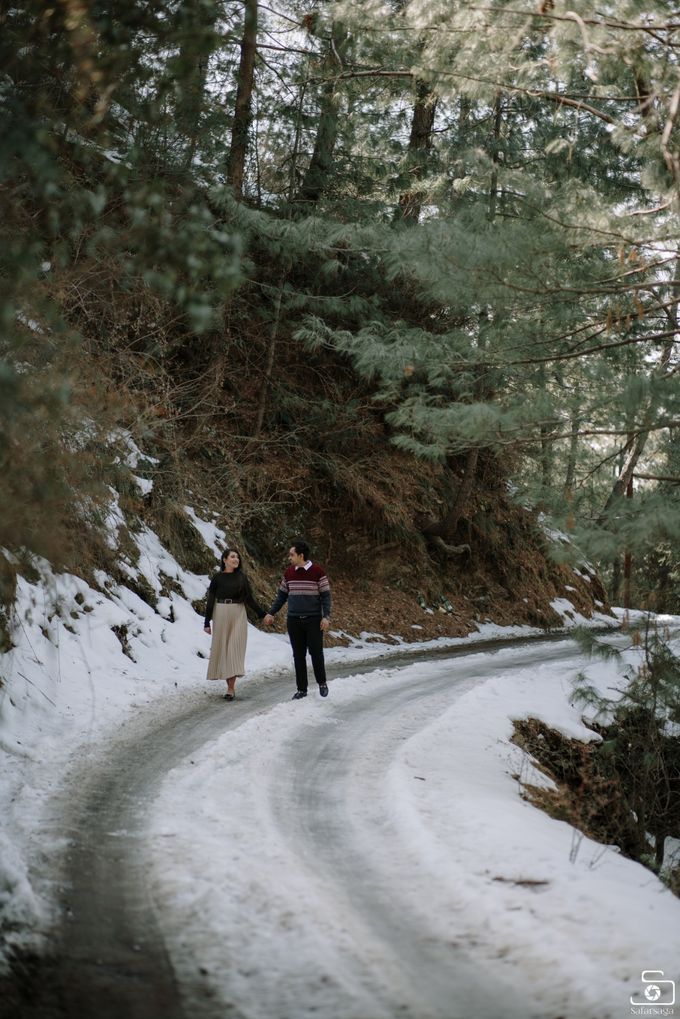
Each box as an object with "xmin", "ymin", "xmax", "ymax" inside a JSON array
[{"xmin": 260, "ymin": 614, "xmax": 327, "ymax": 628}]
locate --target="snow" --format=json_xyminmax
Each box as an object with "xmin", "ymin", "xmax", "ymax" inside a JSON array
[
  {"xmin": 183, "ymin": 504, "xmax": 226, "ymax": 557},
  {"xmin": 146, "ymin": 641, "xmax": 680, "ymax": 1019},
  {"xmin": 112, "ymin": 428, "xmax": 159, "ymax": 469},
  {"xmin": 537, "ymin": 511, "xmax": 571, "ymax": 545},
  {"xmin": 132, "ymin": 474, "xmax": 153, "ymax": 496},
  {"xmin": 15, "ymin": 311, "xmax": 44, "ymax": 334},
  {"xmin": 1, "ymin": 504, "xmax": 679, "ymax": 1017},
  {"xmin": 550, "ymin": 595, "xmax": 591, "ymax": 624},
  {"xmin": 387, "ymin": 653, "xmax": 680, "ymax": 1013}
]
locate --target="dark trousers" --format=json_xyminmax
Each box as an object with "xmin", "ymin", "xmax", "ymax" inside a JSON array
[{"xmin": 287, "ymin": 615, "xmax": 327, "ymax": 691}]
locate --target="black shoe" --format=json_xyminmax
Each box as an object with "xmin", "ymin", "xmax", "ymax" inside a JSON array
[
  {"xmin": 319, "ymin": 684, "xmax": 329, "ymax": 697},
  {"xmin": 292, "ymin": 690, "xmax": 307, "ymax": 700},
  {"xmin": 224, "ymin": 693, "xmax": 235, "ymax": 701}
]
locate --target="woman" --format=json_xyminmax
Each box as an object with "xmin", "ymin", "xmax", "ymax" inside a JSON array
[{"xmin": 204, "ymin": 548, "xmax": 266, "ymax": 700}]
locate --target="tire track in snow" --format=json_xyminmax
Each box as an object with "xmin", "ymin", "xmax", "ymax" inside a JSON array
[
  {"xmin": 264, "ymin": 655, "xmax": 557, "ymax": 1019},
  {"xmin": 12, "ymin": 632, "xmax": 598, "ymax": 1019},
  {"xmin": 149, "ymin": 641, "xmax": 590, "ymax": 1019}
]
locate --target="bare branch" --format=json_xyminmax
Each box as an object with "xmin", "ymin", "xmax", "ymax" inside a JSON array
[
  {"xmin": 633, "ymin": 473, "xmax": 680, "ymax": 483},
  {"xmin": 322, "ymin": 66, "xmax": 616, "ymax": 123},
  {"xmin": 464, "ymin": 5, "xmax": 680, "ymax": 35},
  {"xmin": 466, "ymin": 328, "xmax": 680, "ymax": 370},
  {"xmin": 626, "ymin": 202, "xmax": 672, "ymax": 217},
  {"xmin": 428, "ymin": 536, "xmax": 471, "ymax": 557}
]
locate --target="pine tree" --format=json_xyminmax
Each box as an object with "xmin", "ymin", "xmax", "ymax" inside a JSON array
[{"xmin": 3, "ymin": 0, "xmax": 680, "ymax": 609}]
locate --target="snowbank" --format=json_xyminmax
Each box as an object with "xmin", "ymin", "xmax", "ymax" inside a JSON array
[{"xmin": 0, "ymin": 488, "xmax": 661, "ymax": 989}]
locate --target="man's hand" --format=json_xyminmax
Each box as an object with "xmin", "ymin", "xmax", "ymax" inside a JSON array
[
  {"xmin": 263, "ymin": 614, "xmax": 274, "ymax": 626},
  {"xmin": 204, "ymin": 625, "xmax": 211, "ymax": 636},
  {"xmin": 320, "ymin": 617, "xmax": 330, "ymax": 632}
]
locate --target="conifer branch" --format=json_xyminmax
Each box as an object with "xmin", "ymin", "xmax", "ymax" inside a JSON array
[
  {"xmin": 626, "ymin": 202, "xmax": 672, "ymax": 217},
  {"xmin": 520, "ymin": 203, "xmax": 678, "ymax": 247},
  {"xmin": 481, "ymin": 296, "xmax": 679, "ymax": 364},
  {"xmin": 257, "ymin": 43, "xmax": 320, "ymax": 57},
  {"xmin": 525, "ymin": 88, "xmax": 614, "ymax": 123},
  {"xmin": 493, "ymin": 328, "xmax": 679, "ymax": 368},
  {"xmin": 312, "ymin": 68, "xmax": 412, "ymax": 82},
  {"xmin": 504, "ymin": 421, "xmax": 680, "ymax": 446},
  {"xmin": 323, "ymin": 66, "xmax": 616, "ymax": 123},
  {"xmin": 633, "ymin": 473, "xmax": 680, "ymax": 484},
  {"xmin": 485, "ymin": 273, "xmax": 679, "ymax": 299},
  {"xmin": 464, "ymin": 6, "xmax": 680, "ymax": 36},
  {"xmin": 259, "ymin": 3, "xmax": 305, "ymax": 28}
]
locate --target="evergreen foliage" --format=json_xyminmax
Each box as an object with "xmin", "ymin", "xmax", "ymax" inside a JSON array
[
  {"xmin": 571, "ymin": 621, "xmax": 680, "ymax": 878},
  {"xmin": 1, "ymin": 0, "xmax": 679, "ymax": 610}
]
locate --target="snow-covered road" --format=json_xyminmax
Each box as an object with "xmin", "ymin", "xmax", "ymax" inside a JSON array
[
  {"xmin": 147, "ymin": 636, "xmax": 680, "ymax": 1019},
  {"xmin": 3, "ymin": 500, "xmax": 678, "ymax": 1019},
  {"xmin": 228, "ymin": 653, "xmax": 534, "ymax": 1019},
  {"xmin": 31, "ymin": 640, "xmax": 504, "ymax": 1019},
  {"xmin": 12, "ymin": 634, "xmax": 680, "ymax": 1019}
]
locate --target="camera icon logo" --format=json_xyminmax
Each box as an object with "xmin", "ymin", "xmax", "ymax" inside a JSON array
[{"xmin": 630, "ymin": 970, "xmax": 676, "ymax": 1007}]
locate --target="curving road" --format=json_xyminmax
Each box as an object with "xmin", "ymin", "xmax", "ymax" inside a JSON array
[{"xmin": 10, "ymin": 632, "xmax": 608, "ymax": 1019}]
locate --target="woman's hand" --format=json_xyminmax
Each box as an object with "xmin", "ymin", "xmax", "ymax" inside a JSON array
[{"xmin": 204, "ymin": 625, "xmax": 212, "ymax": 635}]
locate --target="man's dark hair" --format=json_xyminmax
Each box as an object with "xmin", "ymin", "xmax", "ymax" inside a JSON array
[{"xmin": 291, "ymin": 539, "xmax": 310, "ymax": 560}]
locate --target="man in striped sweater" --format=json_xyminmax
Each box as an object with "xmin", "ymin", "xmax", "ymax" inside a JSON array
[{"xmin": 264, "ymin": 539, "xmax": 332, "ymax": 699}]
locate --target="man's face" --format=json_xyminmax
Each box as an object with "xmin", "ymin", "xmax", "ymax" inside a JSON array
[{"xmin": 288, "ymin": 547, "xmax": 306, "ymax": 567}]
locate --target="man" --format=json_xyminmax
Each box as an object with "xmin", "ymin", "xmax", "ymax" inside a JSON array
[{"xmin": 264, "ymin": 540, "xmax": 332, "ymax": 699}]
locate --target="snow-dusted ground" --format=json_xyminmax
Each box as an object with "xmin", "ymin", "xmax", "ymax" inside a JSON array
[
  {"xmin": 1, "ymin": 497, "xmax": 679, "ymax": 1018},
  {"xmin": 147, "ymin": 642, "xmax": 680, "ymax": 1019}
]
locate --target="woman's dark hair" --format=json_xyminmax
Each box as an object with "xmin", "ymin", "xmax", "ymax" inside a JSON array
[
  {"xmin": 291, "ymin": 538, "xmax": 310, "ymax": 560},
  {"xmin": 219, "ymin": 547, "xmax": 247, "ymax": 595},
  {"xmin": 220, "ymin": 547, "xmax": 243, "ymax": 571}
]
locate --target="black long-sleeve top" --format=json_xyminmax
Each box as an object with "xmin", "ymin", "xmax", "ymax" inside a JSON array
[{"xmin": 204, "ymin": 571, "xmax": 266, "ymax": 627}]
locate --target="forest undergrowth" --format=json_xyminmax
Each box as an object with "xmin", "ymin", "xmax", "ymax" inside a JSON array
[
  {"xmin": 513, "ymin": 623, "xmax": 680, "ymax": 896},
  {"xmin": 2, "ymin": 141, "xmax": 609, "ymax": 647}
]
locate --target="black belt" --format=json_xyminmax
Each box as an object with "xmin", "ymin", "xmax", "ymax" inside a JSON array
[{"xmin": 216, "ymin": 598, "xmax": 240, "ymax": 604}]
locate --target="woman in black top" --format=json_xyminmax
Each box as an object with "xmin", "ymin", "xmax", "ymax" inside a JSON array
[{"xmin": 204, "ymin": 548, "xmax": 265, "ymax": 700}]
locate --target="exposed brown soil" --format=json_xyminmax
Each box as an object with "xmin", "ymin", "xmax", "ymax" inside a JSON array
[
  {"xmin": 313, "ymin": 560, "xmax": 605, "ymax": 647},
  {"xmin": 252, "ymin": 498, "xmax": 611, "ymax": 647},
  {"xmin": 512, "ymin": 715, "xmax": 680, "ymax": 897}
]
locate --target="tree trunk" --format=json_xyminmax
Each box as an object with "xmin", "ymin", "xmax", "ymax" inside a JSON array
[
  {"xmin": 610, "ymin": 556, "xmax": 622, "ymax": 603},
  {"xmin": 598, "ymin": 336, "xmax": 674, "ymax": 523},
  {"xmin": 396, "ymin": 77, "xmax": 437, "ymax": 224},
  {"xmin": 175, "ymin": 5, "xmax": 218, "ymax": 168},
  {"xmin": 287, "ymin": 64, "xmax": 310, "ymax": 202},
  {"xmin": 563, "ymin": 409, "xmax": 581, "ymax": 498},
  {"xmin": 253, "ymin": 272, "xmax": 285, "ymax": 437},
  {"xmin": 296, "ymin": 21, "xmax": 349, "ymax": 206},
  {"xmin": 540, "ymin": 422, "xmax": 553, "ymax": 492},
  {"xmin": 227, "ymin": 0, "xmax": 258, "ymax": 198},
  {"xmin": 422, "ymin": 448, "xmax": 479, "ymax": 544},
  {"xmin": 488, "ymin": 92, "xmax": 502, "ymax": 222},
  {"xmin": 622, "ymin": 476, "xmax": 634, "ymax": 618},
  {"xmin": 459, "ymin": 95, "xmax": 471, "ymax": 136}
]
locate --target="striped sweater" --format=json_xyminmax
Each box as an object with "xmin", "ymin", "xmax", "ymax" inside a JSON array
[{"xmin": 269, "ymin": 562, "xmax": 332, "ymax": 618}]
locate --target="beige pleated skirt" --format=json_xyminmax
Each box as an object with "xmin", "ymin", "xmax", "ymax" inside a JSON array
[{"xmin": 206, "ymin": 603, "xmax": 248, "ymax": 680}]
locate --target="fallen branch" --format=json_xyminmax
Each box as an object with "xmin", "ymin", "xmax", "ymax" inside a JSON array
[{"xmin": 428, "ymin": 536, "xmax": 471, "ymax": 557}]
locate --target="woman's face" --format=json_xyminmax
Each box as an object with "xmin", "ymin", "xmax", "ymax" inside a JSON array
[{"xmin": 223, "ymin": 551, "xmax": 240, "ymax": 571}]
